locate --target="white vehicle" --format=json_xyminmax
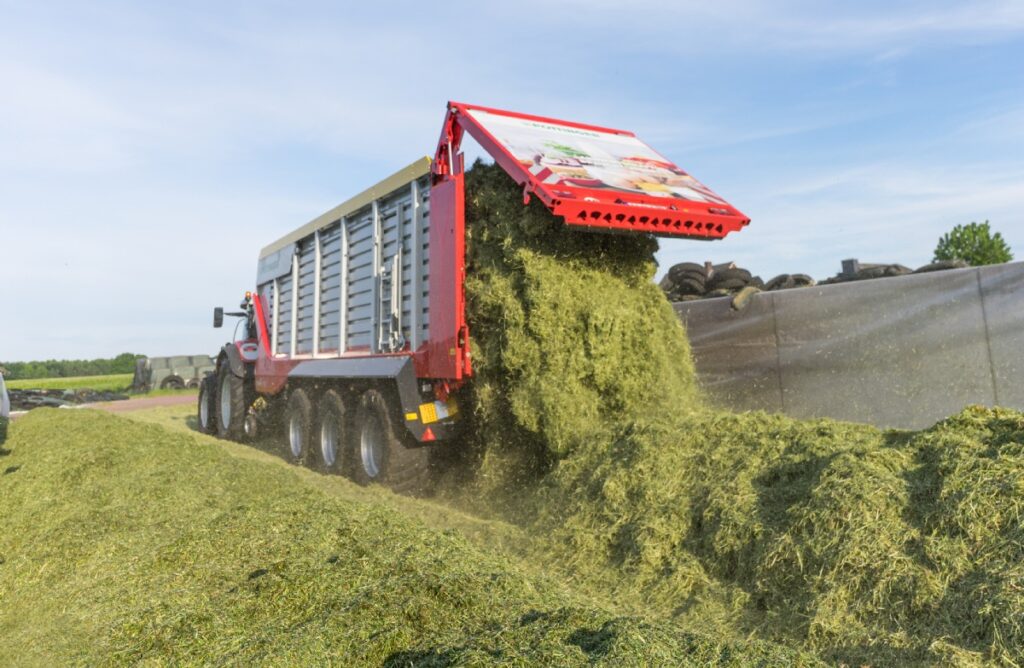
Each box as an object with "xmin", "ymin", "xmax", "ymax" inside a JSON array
[{"xmin": 0, "ymin": 371, "xmax": 9, "ymax": 443}]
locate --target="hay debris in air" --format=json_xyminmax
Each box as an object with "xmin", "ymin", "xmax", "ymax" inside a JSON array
[{"xmin": 459, "ymin": 161, "xmax": 1024, "ymax": 666}]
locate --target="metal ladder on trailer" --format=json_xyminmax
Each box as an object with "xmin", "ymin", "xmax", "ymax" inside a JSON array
[{"xmin": 377, "ymin": 248, "xmax": 405, "ymax": 353}]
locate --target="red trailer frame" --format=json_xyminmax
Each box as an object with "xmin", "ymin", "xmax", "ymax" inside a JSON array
[
  {"xmin": 426, "ymin": 101, "xmax": 750, "ymax": 381},
  {"xmin": 240, "ymin": 101, "xmax": 749, "ymax": 440}
]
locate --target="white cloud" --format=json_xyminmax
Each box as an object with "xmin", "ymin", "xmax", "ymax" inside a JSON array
[
  {"xmin": 657, "ymin": 157, "xmax": 1024, "ymax": 281},
  {"xmin": 513, "ymin": 0, "xmax": 1024, "ymax": 53},
  {"xmin": 1, "ymin": 1, "xmax": 1022, "ymax": 360}
]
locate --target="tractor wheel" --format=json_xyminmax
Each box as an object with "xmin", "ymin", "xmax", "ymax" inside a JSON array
[
  {"xmin": 197, "ymin": 375, "xmax": 216, "ymax": 434},
  {"xmin": 350, "ymin": 388, "xmax": 430, "ymax": 494},
  {"xmin": 216, "ymin": 364, "xmax": 246, "ymax": 440},
  {"xmin": 285, "ymin": 388, "xmax": 313, "ymax": 466}
]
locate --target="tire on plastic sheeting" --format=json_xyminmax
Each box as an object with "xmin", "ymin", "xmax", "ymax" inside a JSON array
[
  {"xmin": 709, "ymin": 277, "xmax": 749, "ymax": 291},
  {"xmin": 676, "ymin": 277, "xmax": 706, "ymax": 295},
  {"xmin": 350, "ymin": 388, "xmax": 431, "ymax": 495},
  {"xmin": 708, "ymin": 267, "xmax": 751, "ymax": 286},
  {"xmin": 765, "ymin": 274, "xmax": 795, "ymax": 291},
  {"xmin": 668, "ymin": 262, "xmax": 705, "ymax": 281}
]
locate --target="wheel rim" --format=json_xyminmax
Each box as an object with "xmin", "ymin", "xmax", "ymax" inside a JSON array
[
  {"xmin": 199, "ymin": 386, "xmax": 209, "ymax": 428},
  {"xmin": 321, "ymin": 418, "xmax": 338, "ymax": 468},
  {"xmin": 360, "ymin": 415, "xmax": 383, "ymax": 479},
  {"xmin": 219, "ymin": 374, "xmax": 232, "ymax": 430},
  {"xmin": 244, "ymin": 413, "xmax": 257, "ymax": 439},
  {"xmin": 289, "ymin": 415, "xmax": 303, "ymax": 458}
]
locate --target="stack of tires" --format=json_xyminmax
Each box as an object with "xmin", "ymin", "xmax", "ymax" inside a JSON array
[
  {"xmin": 660, "ymin": 262, "xmax": 708, "ymax": 300},
  {"xmin": 660, "ymin": 262, "xmax": 771, "ymax": 301},
  {"xmin": 818, "ymin": 260, "xmax": 968, "ymax": 285},
  {"xmin": 662, "ymin": 258, "xmax": 973, "ymax": 303}
]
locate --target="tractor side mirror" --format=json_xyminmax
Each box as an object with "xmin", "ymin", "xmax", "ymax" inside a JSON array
[{"xmin": 213, "ymin": 307, "xmax": 224, "ymax": 328}]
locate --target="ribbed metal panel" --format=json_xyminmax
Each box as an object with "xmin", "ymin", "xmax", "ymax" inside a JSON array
[
  {"xmin": 256, "ymin": 171, "xmax": 431, "ymax": 359},
  {"xmin": 276, "ymin": 273, "xmax": 293, "ymax": 353},
  {"xmin": 295, "ymin": 237, "xmax": 318, "ymax": 354},
  {"xmin": 318, "ymin": 223, "xmax": 343, "ymax": 353}
]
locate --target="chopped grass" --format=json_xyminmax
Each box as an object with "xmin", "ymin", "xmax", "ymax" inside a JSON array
[
  {"xmin": 455, "ymin": 162, "xmax": 1024, "ymax": 666},
  {"xmin": 5, "ymin": 373, "xmax": 132, "ymax": 391},
  {"xmin": 4, "ymin": 162, "xmax": 1021, "ymax": 665},
  {"xmin": 0, "ymin": 409, "xmax": 820, "ymax": 666},
  {"xmin": 454, "ymin": 161, "xmax": 699, "ymax": 511}
]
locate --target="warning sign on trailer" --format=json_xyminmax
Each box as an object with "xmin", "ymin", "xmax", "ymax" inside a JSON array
[{"xmin": 466, "ymin": 107, "xmax": 728, "ymax": 204}]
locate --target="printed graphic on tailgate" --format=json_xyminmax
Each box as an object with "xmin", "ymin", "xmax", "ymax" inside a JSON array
[{"xmin": 466, "ymin": 107, "xmax": 727, "ymax": 204}]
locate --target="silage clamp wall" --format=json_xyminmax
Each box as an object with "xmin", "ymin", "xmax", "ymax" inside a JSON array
[{"xmin": 675, "ymin": 261, "xmax": 1024, "ymax": 429}]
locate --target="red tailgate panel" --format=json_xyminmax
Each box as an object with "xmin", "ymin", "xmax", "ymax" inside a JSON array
[
  {"xmin": 424, "ymin": 172, "xmax": 470, "ymax": 380},
  {"xmin": 451, "ymin": 102, "xmax": 749, "ymax": 239}
]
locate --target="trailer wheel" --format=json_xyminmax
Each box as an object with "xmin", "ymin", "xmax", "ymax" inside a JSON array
[
  {"xmin": 285, "ymin": 389, "xmax": 313, "ymax": 465},
  {"xmin": 316, "ymin": 390, "xmax": 346, "ymax": 473},
  {"xmin": 351, "ymin": 388, "xmax": 430, "ymax": 494},
  {"xmin": 216, "ymin": 365, "xmax": 246, "ymax": 440},
  {"xmin": 197, "ymin": 375, "xmax": 216, "ymax": 434}
]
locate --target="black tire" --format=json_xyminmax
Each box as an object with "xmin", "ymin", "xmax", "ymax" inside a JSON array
[
  {"xmin": 316, "ymin": 390, "xmax": 347, "ymax": 474},
  {"xmin": 708, "ymin": 267, "xmax": 751, "ymax": 286},
  {"xmin": 350, "ymin": 388, "xmax": 430, "ymax": 494},
  {"xmin": 765, "ymin": 274, "xmax": 792, "ymax": 291},
  {"xmin": 285, "ymin": 388, "xmax": 313, "ymax": 466},
  {"xmin": 161, "ymin": 375, "xmax": 186, "ymax": 390},
  {"xmin": 216, "ymin": 364, "xmax": 246, "ymax": 440},
  {"xmin": 676, "ymin": 277, "xmax": 706, "ymax": 295},
  {"xmin": 710, "ymin": 277, "xmax": 749, "ymax": 291},
  {"xmin": 914, "ymin": 260, "xmax": 967, "ymax": 273},
  {"xmin": 197, "ymin": 375, "xmax": 216, "ymax": 435},
  {"xmin": 668, "ymin": 262, "xmax": 705, "ymax": 282}
]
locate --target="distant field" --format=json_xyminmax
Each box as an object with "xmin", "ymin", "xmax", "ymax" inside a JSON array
[{"xmin": 5, "ymin": 373, "xmax": 133, "ymax": 391}]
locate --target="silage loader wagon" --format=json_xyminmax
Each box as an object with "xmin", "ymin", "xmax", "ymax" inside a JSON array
[{"xmin": 199, "ymin": 102, "xmax": 749, "ymax": 491}]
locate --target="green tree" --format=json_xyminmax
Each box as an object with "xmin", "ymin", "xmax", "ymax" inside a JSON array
[{"xmin": 934, "ymin": 221, "xmax": 1014, "ymax": 266}]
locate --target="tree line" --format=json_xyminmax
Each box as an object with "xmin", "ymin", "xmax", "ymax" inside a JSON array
[{"xmin": 0, "ymin": 353, "xmax": 143, "ymax": 380}]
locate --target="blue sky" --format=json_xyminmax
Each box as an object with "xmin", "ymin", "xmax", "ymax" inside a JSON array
[{"xmin": 1, "ymin": 1, "xmax": 1022, "ymax": 361}]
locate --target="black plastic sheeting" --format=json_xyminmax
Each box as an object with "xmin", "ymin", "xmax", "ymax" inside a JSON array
[{"xmin": 675, "ymin": 261, "xmax": 1023, "ymax": 430}]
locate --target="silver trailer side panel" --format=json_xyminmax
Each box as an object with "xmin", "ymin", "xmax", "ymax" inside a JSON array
[{"xmin": 257, "ymin": 158, "xmax": 432, "ymax": 358}]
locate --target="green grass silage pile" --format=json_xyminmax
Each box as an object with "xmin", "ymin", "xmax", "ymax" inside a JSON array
[
  {"xmin": 460, "ymin": 162, "xmax": 1024, "ymax": 666},
  {"xmin": 459, "ymin": 162, "xmax": 700, "ymax": 503},
  {"xmin": 0, "ymin": 409, "xmax": 820, "ymax": 666}
]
